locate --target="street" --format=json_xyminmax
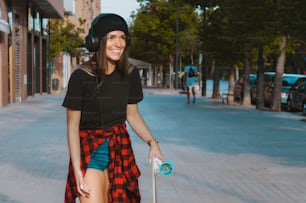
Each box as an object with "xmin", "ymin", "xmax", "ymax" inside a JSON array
[{"xmin": 0, "ymin": 88, "xmax": 306, "ymax": 203}]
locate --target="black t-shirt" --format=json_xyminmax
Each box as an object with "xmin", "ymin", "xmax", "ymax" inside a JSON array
[{"xmin": 62, "ymin": 67, "xmax": 143, "ymax": 130}]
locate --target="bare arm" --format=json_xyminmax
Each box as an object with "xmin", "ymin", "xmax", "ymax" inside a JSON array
[
  {"xmin": 66, "ymin": 109, "xmax": 92, "ymax": 197},
  {"xmin": 126, "ymin": 104, "xmax": 166, "ymax": 162}
]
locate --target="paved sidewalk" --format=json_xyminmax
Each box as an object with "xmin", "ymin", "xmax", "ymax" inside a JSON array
[{"xmin": 0, "ymin": 88, "xmax": 306, "ymax": 203}]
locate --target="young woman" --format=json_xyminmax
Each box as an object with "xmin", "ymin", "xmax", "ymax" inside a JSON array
[{"xmin": 62, "ymin": 13, "xmax": 166, "ymax": 203}]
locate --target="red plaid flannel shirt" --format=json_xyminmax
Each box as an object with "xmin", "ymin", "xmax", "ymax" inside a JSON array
[{"xmin": 64, "ymin": 123, "xmax": 141, "ymax": 203}]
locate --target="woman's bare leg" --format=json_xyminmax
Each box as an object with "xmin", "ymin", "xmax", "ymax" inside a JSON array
[{"xmin": 80, "ymin": 169, "xmax": 109, "ymax": 203}]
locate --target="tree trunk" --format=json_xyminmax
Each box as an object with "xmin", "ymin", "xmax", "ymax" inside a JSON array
[
  {"xmin": 209, "ymin": 59, "xmax": 216, "ymax": 78},
  {"xmin": 271, "ymin": 36, "xmax": 287, "ymax": 112},
  {"xmin": 201, "ymin": 54, "xmax": 207, "ymax": 97},
  {"xmin": 201, "ymin": 8, "xmax": 207, "ymax": 97},
  {"xmin": 212, "ymin": 62, "xmax": 221, "ymax": 99},
  {"xmin": 242, "ymin": 50, "xmax": 252, "ymax": 106},
  {"xmin": 235, "ymin": 65, "xmax": 239, "ymax": 81},
  {"xmin": 256, "ymin": 46, "xmax": 265, "ymax": 109},
  {"xmin": 227, "ymin": 67, "xmax": 235, "ymax": 104}
]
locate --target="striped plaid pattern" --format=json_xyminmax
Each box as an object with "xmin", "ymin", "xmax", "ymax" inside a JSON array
[{"xmin": 64, "ymin": 123, "xmax": 141, "ymax": 203}]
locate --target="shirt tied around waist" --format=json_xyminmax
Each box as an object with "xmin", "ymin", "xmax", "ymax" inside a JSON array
[{"xmin": 64, "ymin": 123, "xmax": 141, "ymax": 203}]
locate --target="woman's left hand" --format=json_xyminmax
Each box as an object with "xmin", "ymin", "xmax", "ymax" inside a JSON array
[{"xmin": 149, "ymin": 141, "xmax": 166, "ymax": 162}]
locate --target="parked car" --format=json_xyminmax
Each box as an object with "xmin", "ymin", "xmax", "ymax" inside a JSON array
[
  {"xmin": 251, "ymin": 73, "xmax": 305, "ymax": 107},
  {"xmin": 265, "ymin": 74, "xmax": 306, "ymax": 107},
  {"xmin": 287, "ymin": 77, "xmax": 306, "ymax": 114},
  {"xmin": 280, "ymin": 74, "xmax": 306, "ymax": 106}
]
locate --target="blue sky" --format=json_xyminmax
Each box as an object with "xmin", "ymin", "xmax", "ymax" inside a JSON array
[{"xmin": 101, "ymin": 0, "xmax": 140, "ymax": 23}]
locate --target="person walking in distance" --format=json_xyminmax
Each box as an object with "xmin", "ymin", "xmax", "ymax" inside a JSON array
[
  {"xmin": 183, "ymin": 60, "xmax": 199, "ymax": 104},
  {"xmin": 62, "ymin": 13, "xmax": 166, "ymax": 203}
]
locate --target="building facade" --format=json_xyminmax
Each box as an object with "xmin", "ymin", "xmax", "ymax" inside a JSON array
[
  {"xmin": 50, "ymin": 0, "xmax": 101, "ymax": 94},
  {"xmin": 0, "ymin": 0, "xmax": 9, "ymax": 107},
  {"xmin": 0, "ymin": 0, "xmax": 64, "ymax": 107},
  {"xmin": 66, "ymin": 0, "xmax": 100, "ymax": 38}
]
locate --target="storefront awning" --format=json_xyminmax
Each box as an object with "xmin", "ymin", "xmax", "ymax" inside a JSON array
[
  {"xmin": 129, "ymin": 58, "xmax": 151, "ymax": 70},
  {"xmin": 0, "ymin": 19, "xmax": 9, "ymax": 33}
]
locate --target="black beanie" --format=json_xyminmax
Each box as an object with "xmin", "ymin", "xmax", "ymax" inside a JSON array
[{"xmin": 90, "ymin": 13, "xmax": 130, "ymax": 39}]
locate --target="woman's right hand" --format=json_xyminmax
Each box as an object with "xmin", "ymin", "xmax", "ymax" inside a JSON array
[{"xmin": 74, "ymin": 169, "xmax": 94, "ymax": 197}]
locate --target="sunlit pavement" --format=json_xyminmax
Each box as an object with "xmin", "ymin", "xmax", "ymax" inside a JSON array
[{"xmin": 0, "ymin": 86, "xmax": 306, "ymax": 203}]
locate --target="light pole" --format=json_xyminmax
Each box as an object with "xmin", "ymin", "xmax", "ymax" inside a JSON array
[
  {"xmin": 201, "ymin": 6, "xmax": 207, "ymax": 96},
  {"xmin": 175, "ymin": 2, "xmax": 179, "ymax": 89}
]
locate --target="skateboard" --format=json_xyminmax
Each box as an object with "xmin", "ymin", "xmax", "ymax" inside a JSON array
[{"xmin": 151, "ymin": 157, "xmax": 174, "ymax": 203}]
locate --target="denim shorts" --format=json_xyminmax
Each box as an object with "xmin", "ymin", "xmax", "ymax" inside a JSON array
[{"xmin": 88, "ymin": 139, "xmax": 109, "ymax": 171}]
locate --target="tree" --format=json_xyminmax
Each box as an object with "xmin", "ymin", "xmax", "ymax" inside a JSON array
[
  {"xmin": 266, "ymin": 0, "xmax": 306, "ymax": 111},
  {"xmin": 201, "ymin": 0, "xmax": 306, "ymax": 110},
  {"xmin": 49, "ymin": 14, "xmax": 85, "ymax": 59},
  {"xmin": 218, "ymin": 0, "xmax": 273, "ymax": 106},
  {"xmin": 130, "ymin": 0, "xmax": 201, "ymax": 88},
  {"xmin": 220, "ymin": 0, "xmax": 306, "ymax": 111},
  {"xmin": 184, "ymin": 0, "xmax": 220, "ymax": 97},
  {"xmin": 131, "ymin": 0, "xmax": 200, "ymax": 67}
]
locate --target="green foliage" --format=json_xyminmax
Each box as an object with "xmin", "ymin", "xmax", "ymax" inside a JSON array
[
  {"xmin": 49, "ymin": 15, "xmax": 85, "ymax": 58},
  {"xmin": 130, "ymin": 0, "xmax": 200, "ymax": 65},
  {"xmin": 134, "ymin": 0, "xmax": 306, "ymax": 72},
  {"xmin": 194, "ymin": 0, "xmax": 306, "ymax": 69}
]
